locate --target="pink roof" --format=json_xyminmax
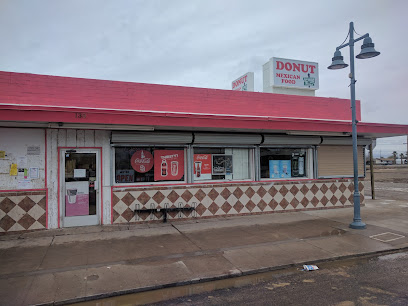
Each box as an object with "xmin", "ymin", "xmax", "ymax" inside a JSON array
[{"xmin": 0, "ymin": 71, "xmax": 407, "ymax": 137}]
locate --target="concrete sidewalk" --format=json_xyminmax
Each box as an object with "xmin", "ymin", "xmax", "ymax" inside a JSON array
[{"xmin": 1, "ymin": 198, "xmax": 408, "ymax": 305}]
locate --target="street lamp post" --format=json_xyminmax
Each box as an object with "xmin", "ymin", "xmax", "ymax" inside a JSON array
[{"xmin": 328, "ymin": 22, "xmax": 380, "ymax": 229}]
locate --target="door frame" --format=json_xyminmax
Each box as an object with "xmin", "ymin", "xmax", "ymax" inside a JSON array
[{"xmin": 58, "ymin": 147, "xmax": 103, "ymax": 228}]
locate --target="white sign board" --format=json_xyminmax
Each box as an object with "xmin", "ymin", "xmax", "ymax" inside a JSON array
[
  {"xmin": 232, "ymin": 72, "xmax": 254, "ymax": 91},
  {"xmin": 272, "ymin": 57, "xmax": 319, "ymax": 90}
]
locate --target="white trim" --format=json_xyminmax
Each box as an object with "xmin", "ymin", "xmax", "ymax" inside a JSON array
[{"xmin": 369, "ymin": 232, "xmax": 405, "ymax": 242}]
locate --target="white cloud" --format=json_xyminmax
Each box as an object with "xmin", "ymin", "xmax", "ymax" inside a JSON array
[{"xmin": 373, "ymin": 136, "xmax": 408, "ymax": 157}]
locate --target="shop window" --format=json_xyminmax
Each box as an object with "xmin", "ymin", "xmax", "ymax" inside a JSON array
[
  {"xmin": 115, "ymin": 147, "xmax": 185, "ymax": 184},
  {"xmin": 193, "ymin": 148, "xmax": 251, "ymax": 181},
  {"xmin": 260, "ymin": 148, "xmax": 307, "ymax": 179}
]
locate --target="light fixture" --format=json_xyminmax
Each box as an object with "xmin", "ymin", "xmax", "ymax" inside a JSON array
[
  {"xmin": 356, "ymin": 37, "xmax": 381, "ymax": 59},
  {"xmin": 328, "ymin": 50, "xmax": 349, "ymax": 70}
]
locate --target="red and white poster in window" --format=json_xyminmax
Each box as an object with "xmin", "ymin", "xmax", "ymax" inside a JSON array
[
  {"xmin": 193, "ymin": 154, "xmax": 212, "ymax": 180},
  {"xmin": 131, "ymin": 150, "xmax": 153, "ymax": 173},
  {"xmin": 154, "ymin": 150, "xmax": 184, "ymax": 181}
]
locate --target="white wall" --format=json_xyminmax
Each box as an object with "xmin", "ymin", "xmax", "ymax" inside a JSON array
[
  {"xmin": 47, "ymin": 129, "xmax": 111, "ymax": 228},
  {"xmin": 270, "ymin": 87, "xmax": 315, "ymax": 96},
  {"xmin": 0, "ymin": 128, "xmax": 45, "ymax": 189}
]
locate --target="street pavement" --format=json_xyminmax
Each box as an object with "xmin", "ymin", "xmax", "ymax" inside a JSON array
[
  {"xmin": 152, "ymin": 251, "xmax": 408, "ymax": 306},
  {"xmin": 0, "ymin": 198, "xmax": 408, "ymax": 305}
]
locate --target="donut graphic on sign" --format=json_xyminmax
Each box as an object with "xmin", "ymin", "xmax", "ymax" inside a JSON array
[{"xmin": 131, "ymin": 150, "xmax": 153, "ymax": 173}]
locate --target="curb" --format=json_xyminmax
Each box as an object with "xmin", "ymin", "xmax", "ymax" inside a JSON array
[{"xmin": 38, "ymin": 245, "xmax": 408, "ymax": 306}]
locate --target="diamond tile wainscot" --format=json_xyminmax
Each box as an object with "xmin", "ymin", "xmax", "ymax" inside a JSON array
[
  {"xmin": 0, "ymin": 190, "xmax": 47, "ymax": 233},
  {"xmin": 112, "ymin": 179, "xmax": 365, "ymax": 224}
]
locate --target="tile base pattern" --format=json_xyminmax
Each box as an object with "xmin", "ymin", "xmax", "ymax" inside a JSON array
[
  {"xmin": 112, "ymin": 179, "xmax": 365, "ymax": 224},
  {"xmin": 0, "ymin": 190, "xmax": 47, "ymax": 233}
]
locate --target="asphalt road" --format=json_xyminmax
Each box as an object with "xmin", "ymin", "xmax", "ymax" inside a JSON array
[{"xmin": 150, "ymin": 252, "xmax": 408, "ymax": 306}]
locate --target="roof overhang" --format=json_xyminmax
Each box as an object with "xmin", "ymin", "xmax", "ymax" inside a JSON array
[
  {"xmin": 0, "ymin": 71, "xmax": 407, "ymax": 139},
  {"xmin": 0, "ymin": 105, "xmax": 406, "ymax": 139}
]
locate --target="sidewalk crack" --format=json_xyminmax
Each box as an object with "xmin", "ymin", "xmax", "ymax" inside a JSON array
[
  {"xmin": 37, "ymin": 235, "xmax": 55, "ymax": 271},
  {"xmin": 171, "ymin": 223, "xmax": 203, "ymax": 251}
]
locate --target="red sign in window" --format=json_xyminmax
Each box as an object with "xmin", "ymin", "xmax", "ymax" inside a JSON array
[
  {"xmin": 131, "ymin": 150, "xmax": 153, "ymax": 173},
  {"xmin": 194, "ymin": 154, "xmax": 212, "ymax": 180},
  {"xmin": 154, "ymin": 150, "xmax": 184, "ymax": 181}
]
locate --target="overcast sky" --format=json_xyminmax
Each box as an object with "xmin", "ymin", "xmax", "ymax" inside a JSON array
[{"xmin": 0, "ymin": 0, "xmax": 407, "ymax": 157}]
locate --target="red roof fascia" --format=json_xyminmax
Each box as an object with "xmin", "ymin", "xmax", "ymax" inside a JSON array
[
  {"xmin": 0, "ymin": 71, "xmax": 360, "ymax": 122},
  {"xmin": 0, "ymin": 105, "xmax": 400, "ymax": 136},
  {"xmin": 357, "ymin": 122, "xmax": 408, "ymax": 135},
  {"xmin": 0, "ymin": 106, "xmax": 349, "ymax": 132},
  {"xmin": 1, "ymin": 104, "xmax": 407, "ymax": 136}
]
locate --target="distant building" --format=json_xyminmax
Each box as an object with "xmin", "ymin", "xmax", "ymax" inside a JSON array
[{"xmin": 374, "ymin": 158, "xmax": 394, "ymax": 165}]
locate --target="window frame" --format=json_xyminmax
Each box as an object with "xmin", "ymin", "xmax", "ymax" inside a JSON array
[
  {"xmin": 112, "ymin": 144, "xmax": 189, "ymax": 186},
  {"xmin": 191, "ymin": 145, "xmax": 256, "ymax": 183},
  {"xmin": 259, "ymin": 146, "xmax": 315, "ymax": 181},
  {"xmin": 111, "ymin": 143, "xmax": 319, "ymax": 186},
  {"xmin": 316, "ymin": 145, "xmax": 366, "ymax": 179}
]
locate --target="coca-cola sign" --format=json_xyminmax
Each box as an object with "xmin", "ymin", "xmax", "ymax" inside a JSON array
[
  {"xmin": 154, "ymin": 150, "xmax": 184, "ymax": 181},
  {"xmin": 131, "ymin": 150, "xmax": 153, "ymax": 173},
  {"xmin": 212, "ymin": 154, "xmax": 233, "ymax": 175},
  {"xmin": 194, "ymin": 154, "xmax": 212, "ymax": 181}
]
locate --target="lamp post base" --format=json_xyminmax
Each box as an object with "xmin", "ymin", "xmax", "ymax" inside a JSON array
[{"xmin": 349, "ymin": 220, "xmax": 366, "ymax": 229}]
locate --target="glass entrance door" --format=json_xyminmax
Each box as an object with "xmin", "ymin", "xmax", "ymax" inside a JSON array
[{"xmin": 62, "ymin": 149, "xmax": 100, "ymax": 227}]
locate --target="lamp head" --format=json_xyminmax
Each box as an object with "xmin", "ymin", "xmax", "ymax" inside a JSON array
[
  {"xmin": 356, "ymin": 37, "xmax": 380, "ymax": 59},
  {"xmin": 328, "ymin": 50, "xmax": 348, "ymax": 70}
]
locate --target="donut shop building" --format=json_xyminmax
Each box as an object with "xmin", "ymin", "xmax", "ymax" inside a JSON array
[{"xmin": 0, "ymin": 66, "xmax": 407, "ymax": 233}]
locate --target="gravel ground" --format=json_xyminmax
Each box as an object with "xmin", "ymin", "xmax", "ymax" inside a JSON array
[
  {"xmin": 366, "ymin": 165, "xmax": 408, "ymax": 184},
  {"xmin": 365, "ymin": 165, "xmax": 408, "ymax": 201}
]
